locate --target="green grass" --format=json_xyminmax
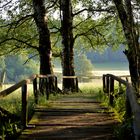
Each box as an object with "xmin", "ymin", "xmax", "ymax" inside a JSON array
[
  {"xmin": 98, "ymin": 86, "xmax": 134, "ymax": 140},
  {"xmin": 0, "ymin": 88, "xmax": 35, "ymax": 140}
]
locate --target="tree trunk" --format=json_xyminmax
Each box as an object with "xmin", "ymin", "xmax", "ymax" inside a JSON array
[
  {"xmin": 33, "ymin": 0, "xmax": 53, "ymax": 75},
  {"xmin": 113, "ymin": 0, "xmax": 140, "ymax": 93},
  {"xmin": 33, "ymin": 0, "xmax": 55, "ymax": 96},
  {"xmin": 60, "ymin": 0, "xmax": 77, "ymax": 92}
]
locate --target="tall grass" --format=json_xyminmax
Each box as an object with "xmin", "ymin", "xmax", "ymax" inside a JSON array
[
  {"xmin": 0, "ymin": 88, "xmax": 35, "ymax": 140},
  {"xmin": 98, "ymin": 86, "xmax": 134, "ymax": 140}
]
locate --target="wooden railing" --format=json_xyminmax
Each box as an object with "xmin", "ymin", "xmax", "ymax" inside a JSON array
[
  {"xmin": 103, "ymin": 74, "xmax": 140, "ymax": 140},
  {"xmin": 0, "ymin": 74, "xmax": 58, "ymax": 129}
]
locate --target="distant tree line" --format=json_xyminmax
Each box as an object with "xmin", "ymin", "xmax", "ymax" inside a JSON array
[
  {"xmin": 0, "ymin": 55, "xmax": 39, "ymax": 83},
  {"xmin": 87, "ymin": 47, "xmax": 128, "ymax": 63}
]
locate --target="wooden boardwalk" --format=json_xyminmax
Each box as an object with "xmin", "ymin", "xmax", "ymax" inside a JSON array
[{"xmin": 18, "ymin": 95, "xmax": 118, "ymax": 140}]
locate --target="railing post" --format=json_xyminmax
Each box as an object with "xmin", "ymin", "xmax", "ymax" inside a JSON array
[
  {"xmin": 46, "ymin": 77, "xmax": 50, "ymax": 100},
  {"xmin": 103, "ymin": 75, "xmax": 106, "ymax": 92},
  {"xmin": 55, "ymin": 76, "xmax": 58, "ymax": 91},
  {"xmin": 33, "ymin": 78, "xmax": 38, "ymax": 104},
  {"xmin": 21, "ymin": 83, "xmax": 28, "ymax": 129},
  {"xmin": 76, "ymin": 77, "xmax": 79, "ymax": 92},
  {"xmin": 106, "ymin": 75, "xmax": 110, "ymax": 94},
  {"xmin": 109, "ymin": 77, "xmax": 114, "ymax": 105},
  {"xmin": 125, "ymin": 96, "xmax": 131, "ymax": 118},
  {"xmin": 39, "ymin": 78, "xmax": 46, "ymax": 95}
]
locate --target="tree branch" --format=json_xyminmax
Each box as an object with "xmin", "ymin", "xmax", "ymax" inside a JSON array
[
  {"xmin": 74, "ymin": 26, "xmax": 96, "ymax": 41},
  {"xmin": 0, "ymin": 38, "xmax": 38, "ymax": 50},
  {"xmin": 0, "ymin": 46, "xmax": 20, "ymax": 56},
  {"xmin": 85, "ymin": 35, "xmax": 95, "ymax": 49},
  {"xmin": 46, "ymin": 0, "xmax": 58, "ymax": 9},
  {"xmin": 23, "ymin": 54, "xmax": 39, "ymax": 65},
  {"xmin": 48, "ymin": 18, "xmax": 61, "ymax": 33},
  {"xmin": 0, "ymin": 14, "xmax": 33, "ymax": 28},
  {"xmin": 52, "ymin": 34, "xmax": 60, "ymax": 48},
  {"xmin": 0, "ymin": 0, "xmax": 12, "ymax": 9},
  {"xmin": 72, "ymin": 8, "xmax": 88, "ymax": 17},
  {"xmin": 72, "ymin": 7, "xmax": 115, "ymax": 17},
  {"xmin": 73, "ymin": 16, "xmax": 92, "ymax": 29}
]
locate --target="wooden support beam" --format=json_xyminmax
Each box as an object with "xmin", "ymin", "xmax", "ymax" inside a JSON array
[
  {"xmin": 109, "ymin": 77, "xmax": 114, "ymax": 106},
  {"xmin": 103, "ymin": 75, "xmax": 106, "ymax": 93},
  {"xmin": 33, "ymin": 78, "xmax": 38, "ymax": 104},
  {"xmin": 21, "ymin": 84, "xmax": 28, "ymax": 129},
  {"xmin": 76, "ymin": 77, "xmax": 79, "ymax": 92}
]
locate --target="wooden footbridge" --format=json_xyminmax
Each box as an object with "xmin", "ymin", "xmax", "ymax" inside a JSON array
[
  {"xmin": 0, "ymin": 74, "xmax": 140, "ymax": 140},
  {"xmin": 18, "ymin": 97, "xmax": 117, "ymax": 140}
]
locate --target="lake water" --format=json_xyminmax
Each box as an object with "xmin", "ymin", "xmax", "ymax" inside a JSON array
[
  {"xmin": 93, "ymin": 62, "xmax": 129, "ymax": 70},
  {"xmin": 93, "ymin": 62, "xmax": 129, "ymax": 76}
]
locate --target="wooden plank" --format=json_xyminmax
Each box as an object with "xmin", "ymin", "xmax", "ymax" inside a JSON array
[
  {"xmin": 109, "ymin": 77, "xmax": 114, "ymax": 105},
  {"xmin": 126, "ymin": 85, "xmax": 140, "ymax": 138},
  {"xmin": 106, "ymin": 74, "xmax": 128, "ymax": 86},
  {"xmin": 0, "ymin": 80, "xmax": 27, "ymax": 97},
  {"xmin": 0, "ymin": 74, "xmax": 38, "ymax": 98},
  {"xmin": 33, "ymin": 78, "xmax": 38, "ymax": 104},
  {"xmin": 37, "ymin": 74, "xmax": 56, "ymax": 78},
  {"xmin": 63, "ymin": 76, "xmax": 77, "ymax": 78},
  {"xmin": 18, "ymin": 97, "xmax": 118, "ymax": 140}
]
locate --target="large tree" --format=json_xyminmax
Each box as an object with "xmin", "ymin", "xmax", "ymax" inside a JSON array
[
  {"xmin": 60, "ymin": 0, "xmax": 76, "ymax": 91},
  {"xmin": 0, "ymin": 0, "xmax": 56, "ymax": 93},
  {"xmin": 0, "ymin": 0, "xmax": 53, "ymax": 75},
  {"xmin": 59, "ymin": 0, "xmax": 117, "ymax": 91},
  {"xmin": 113, "ymin": 0, "xmax": 140, "ymax": 92},
  {"xmin": 33, "ymin": 0, "xmax": 53, "ymax": 75}
]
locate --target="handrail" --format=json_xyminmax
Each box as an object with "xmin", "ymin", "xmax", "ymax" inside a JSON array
[
  {"xmin": 105, "ymin": 74, "xmax": 129, "ymax": 86},
  {"xmin": 0, "ymin": 74, "xmax": 57, "ymax": 97},
  {"xmin": 0, "ymin": 80, "xmax": 27, "ymax": 97},
  {"xmin": 0, "ymin": 74, "xmax": 58, "ymax": 129},
  {"xmin": 103, "ymin": 74, "xmax": 140, "ymax": 140}
]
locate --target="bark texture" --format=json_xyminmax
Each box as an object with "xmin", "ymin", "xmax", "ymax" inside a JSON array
[
  {"xmin": 33, "ymin": 0, "xmax": 55, "ymax": 96},
  {"xmin": 60, "ymin": 0, "xmax": 77, "ymax": 92},
  {"xmin": 33, "ymin": 0, "xmax": 53, "ymax": 75},
  {"xmin": 113, "ymin": 0, "xmax": 140, "ymax": 92}
]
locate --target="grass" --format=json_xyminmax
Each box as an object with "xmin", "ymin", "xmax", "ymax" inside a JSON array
[
  {"xmin": 0, "ymin": 86, "xmax": 35, "ymax": 140},
  {"xmin": 98, "ymin": 86, "xmax": 134, "ymax": 140}
]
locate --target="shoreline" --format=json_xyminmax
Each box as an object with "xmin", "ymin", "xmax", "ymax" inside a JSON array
[{"xmin": 92, "ymin": 70, "xmax": 130, "ymax": 76}]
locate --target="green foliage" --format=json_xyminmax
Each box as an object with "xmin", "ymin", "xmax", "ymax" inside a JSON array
[
  {"xmin": 114, "ymin": 120, "xmax": 134, "ymax": 140},
  {"xmin": 0, "ymin": 89, "xmax": 35, "ymax": 139},
  {"xmin": 0, "ymin": 114, "xmax": 19, "ymax": 140},
  {"xmin": 74, "ymin": 51, "xmax": 93, "ymax": 77},
  {"xmin": 100, "ymin": 86, "xmax": 134, "ymax": 139},
  {"xmin": 74, "ymin": 47, "xmax": 93, "ymax": 82},
  {"xmin": 0, "ymin": 0, "xmax": 126, "ymax": 57},
  {"xmin": 0, "ymin": 55, "xmax": 39, "ymax": 83}
]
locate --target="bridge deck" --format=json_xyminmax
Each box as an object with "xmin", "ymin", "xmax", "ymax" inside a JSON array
[{"xmin": 18, "ymin": 95, "xmax": 118, "ymax": 140}]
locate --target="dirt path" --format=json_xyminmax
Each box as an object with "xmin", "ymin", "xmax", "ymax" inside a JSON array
[{"xmin": 18, "ymin": 95, "xmax": 118, "ymax": 140}]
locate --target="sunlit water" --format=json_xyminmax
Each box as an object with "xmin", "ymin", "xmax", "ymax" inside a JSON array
[{"xmin": 93, "ymin": 62, "xmax": 129, "ymax": 76}]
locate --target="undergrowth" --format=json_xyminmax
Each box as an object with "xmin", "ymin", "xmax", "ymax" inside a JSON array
[
  {"xmin": 99, "ymin": 86, "xmax": 134, "ymax": 140},
  {"xmin": 0, "ymin": 89, "xmax": 35, "ymax": 140}
]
